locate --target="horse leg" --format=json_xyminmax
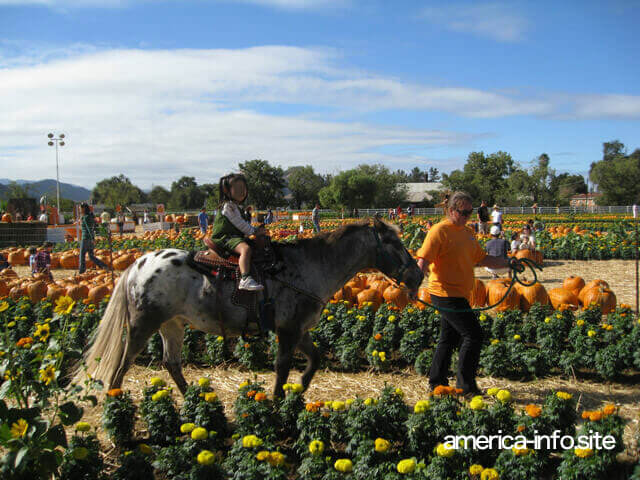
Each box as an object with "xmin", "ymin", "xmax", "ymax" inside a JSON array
[
  {"xmin": 297, "ymin": 330, "xmax": 320, "ymax": 391},
  {"xmin": 273, "ymin": 329, "xmax": 297, "ymax": 399},
  {"xmin": 159, "ymin": 318, "xmax": 188, "ymax": 395},
  {"xmin": 110, "ymin": 313, "xmax": 159, "ymax": 390}
]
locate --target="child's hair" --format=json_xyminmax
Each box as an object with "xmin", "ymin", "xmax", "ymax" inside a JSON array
[
  {"xmin": 28, "ymin": 247, "xmax": 37, "ymax": 254},
  {"xmin": 219, "ymin": 174, "xmax": 248, "ymax": 207},
  {"xmin": 511, "ymin": 233, "xmax": 519, "ymax": 241}
]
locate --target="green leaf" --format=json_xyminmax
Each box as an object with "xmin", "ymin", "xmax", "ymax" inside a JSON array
[
  {"xmin": 39, "ymin": 449, "xmax": 59, "ymax": 472},
  {"xmin": 46, "ymin": 424, "xmax": 67, "ymax": 448},
  {"xmin": 58, "ymin": 402, "xmax": 83, "ymax": 425},
  {"xmin": 0, "ymin": 400, "xmax": 8, "ymax": 420},
  {"xmin": 0, "ymin": 380, "xmax": 12, "ymax": 400},
  {"xmin": 83, "ymin": 395, "xmax": 98, "ymax": 407},
  {"xmin": 14, "ymin": 446, "xmax": 28, "ymax": 468},
  {"xmin": 0, "ymin": 422, "xmax": 11, "ymax": 443}
]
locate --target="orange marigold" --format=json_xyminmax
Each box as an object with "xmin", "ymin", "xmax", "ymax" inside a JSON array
[
  {"xmin": 254, "ymin": 392, "xmax": 267, "ymax": 402},
  {"xmin": 588, "ymin": 411, "xmax": 603, "ymax": 422},
  {"xmin": 16, "ymin": 337, "xmax": 33, "ymax": 348},
  {"xmin": 107, "ymin": 388, "xmax": 123, "ymax": 397},
  {"xmin": 525, "ymin": 404, "xmax": 542, "ymax": 418},
  {"xmin": 244, "ymin": 343, "xmax": 250, "ymax": 349},
  {"xmin": 517, "ymin": 425, "xmax": 526, "ymax": 433},
  {"xmin": 306, "ymin": 403, "xmax": 319, "ymax": 413},
  {"xmin": 246, "ymin": 390, "xmax": 257, "ymax": 398},
  {"xmin": 581, "ymin": 411, "xmax": 591, "ymax": 420},
  {"xmin": 374, "ymin": 333, "xmax": 383, "ymax": 341},
  {"xmin": 603, "ymin": 405, "xmax": 616, "ymax": 416}
]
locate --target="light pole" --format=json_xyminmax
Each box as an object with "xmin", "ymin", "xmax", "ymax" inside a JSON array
[{"xmin": 47, "ymin": 133, "xmax": 66, "ymax": 225}]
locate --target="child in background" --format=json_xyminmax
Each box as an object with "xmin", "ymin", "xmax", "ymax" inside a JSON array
[
  {"xmin": 510, "ymin": 232, "xmax": 521, "ymax": 252},
  {"xmin": 29, "ymin": 247, "xmax": 37, "ymax": 274},
  {"xmin": 34, "ymin": 242, "xmax": 53, "ymax": 281}
]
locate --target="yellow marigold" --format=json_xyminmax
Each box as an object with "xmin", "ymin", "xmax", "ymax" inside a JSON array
[
  {"xmin": 267, "ymin": 451, "xmax": 285, "ymax": 467},
  {"xmin": 180, "ymin": 423, "xmax": 196, "ymax": 434},
  {"xmin": 469, "ymin": 464, "xmax": 484, "ymax": 475},
  {"xmin": 204, "ymin": 392, "xmax": 218, "ymax": 403},
  {"xmin": 332, "ymin": 401, "xmax": 346, "ymax": 411},
  {"xmin": 198, "ymin": 377, "xmax": 210, "ymax": 388},
  {"xmin": 323, "ymin": 309, "xmax": 330, "ymax": 315},
  {"xmin": 309, "ymin": 440, "xmax": 325, "ymax": 455},
  {"xmin": 479, "ymin": 314, "xmax": 487, "ymax": 321},
  {"xmin": 54, "ymin": 295, "xmax": 75, "ymax": 315},
  {"xmin": 75, "ymin": 422, "xmax": 91, "ymax": 432},
  {"xmin": 138, "ymin": 443, "xmax": 152, "ymax": 454},
  {"xmin": 556, "ymin": 391, "xmax": 572, "ymax": 401},
  {"xmin": 150, "ymin": 377, "xmax": 166, "ymax": 387},
  {"xmin": 191, "ymin": 427, "xmax": 208, "ymax": 440},
  {"xmin": 256, "ymin": 450, "xmax": 270, "ymax": 461},
  {"xmin": 481, "ymin": 468, "xmax": 500, "ymax": 480},
  {"xmin": 397, "ymin": 458, "xmax": 416, "ymax": 474},
  {"xmin": 73, "ymin": 447, "xmax": 89, "ymax": 461},
  {"xmin": 574, "ymin": 448, "xmax": 594, "ymax": 458},
  {"xmin": 394, "ymin": 387, "xmax": 404, "ymax": 397},
  {"xmin": 0, "ymin": 301, "xmax": 8, "ymax": 313},
  {"xmin": 576, "ymin": 319, "xmax": 585, "ymax": 326},
  {"xmin": 587, "ymin": 330, "xmax": 596, "ymax": 337},
  {"xmin": 154, "ymin": 388, "xmax": 172, "ymax": 401},
  {"xmin": 491, "ymin": 339, "xmax": 500, "ymax": 345},
  {"xmin": 388, "ymin": 315, "xmax": 396, "ymax": 322},
  {"xmin": 544, "ymin": 317, "xmax": 551, "ymax": 324},
  {"xmin": 327, "ymin": 315, "xmax": 335, "ymax": 321},
  {"xmin": 374, "ymin": 438, "xmax": 391, "ymax": 453},
  {"xmin": 334, "ymin": 459, "xmax": 353, "ymax": 473},
  {"xmin": 238, "ymin": 381, "xmax": 249, "ymax": 390},
  {"xmin": 378, "ymin": 351, "xmax": 386, "ymax": 362},
  {"xmin": 469, "ymin": 396, "xmax": 485, "ymax": 410},
  {"xmin": 436, "ymin": 443, "xmax": 455, "ymax": 458},
  {"xmin": 242, "ymin": 434, "xmax": 263, "ymax": 448},
  {"xmin": 512, "ymin": 447, "xmax": 531, "ymax": 456},
  {"xmin": 197, "ymin": 450, "xmax": 216, "ymax": 466},
  {"xmin": 487, "ymin": 387, "xmax": 500, "ymax": 396},
  {"xmin": 10, "ymin": 419, "xmax": 28, "ymax": 438},
  {"xmin": 414, "ymin": 400, "xmax": 430, "ymax": 413},
  {"xmin": 496, "ymin": 389, "xmax": 512, "ymax": 403},
  {"xmin": 513, "ymin": 334, "xmax": 521, "ymax": 341}
]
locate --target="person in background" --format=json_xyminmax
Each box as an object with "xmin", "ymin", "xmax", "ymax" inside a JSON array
[
  {"xmin": 264, "ymin": 209, "xmax": 274, "ymax": 225},
  {"xmin": 198, "ymin": 207, "xmax": 208, "ymax": 235},
  {"xmin": 519, "ymin": 235, "xmax": 533, "ymax": 251},
  {"xmin": 490, "ymin": 205, "xmax": 503, "ymax": 231},
  {"xmin": 484, "ymin": 226, "xmax": 510, "ymax": 278},
  {"xmin": 143, "ymin": 209, "xmax": 149, "ymax": 224},
  {"xmin": 26, "ymin": 213, "xmax": 34, "ymax": 221},
  {"xmin": 416, "ymin": 191, "xmax": 510, "ymax": 395},
  {"xmin": 407, "ymin": 204, "xmax": 414, "ymax": 216},
  {"xmin": 522, "ymin": 225, "xmax": 536, "ymax": 249},
  {"xmin": 352, "ymin": 208, "xmax": 359, "ymax": 218},
  {"xmin": 312, "ymin": 203, "xmax": 321, "ymax": 233},
  {"xmin": 388, "ymin": 208, "xmax": 395, "ymax": 220},
  {"xmin": 396, "ymin": 205, "xmax": 402, "ymax": 217},
  {"xmin": 532, "ymin": 203, "xmax": 538, "ymax": 215},
  {"xmin": 633, "ymin": 203, "xmax": 638, "ymax": 219},
  {"xmin": 15, "ymin": 211, "xmax": 22, "ymax": 222},
  {"xmin": 477, "ymin": 200, "xmax": 490, "ymax": 234},
  {"xmin": 117, "ymin": 210, "xmax": 125, "ymax": 237},
  {"xmin": 79, "ymin": 203, "xmax": 110, "ymax": 274},
  {"xmin": 100, "ymin": 209, "xmax": 111, "ymax": 224},
  {"xmin": 28, "ymin": 247, "xmax": 37, "ymax": 274},
  {"xmin": 38, "ymin": 211, "xmax": 48, "ymax": 223},
  {"xmin": 34, "ymin": 242, "xmax": 53, "ymax": 281},
  {"xmin": 510, "ymin": 232, "xmax": 521, "ymax": 252}
]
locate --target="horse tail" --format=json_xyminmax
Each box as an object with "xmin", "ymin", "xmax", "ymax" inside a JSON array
[{"xmin": 75, "ymin": 267, "xmax": 130, "ymax": 388}]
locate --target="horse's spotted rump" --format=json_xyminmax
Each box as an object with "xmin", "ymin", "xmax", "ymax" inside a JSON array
[
  {"xmin": 171, "ymin": 259, "xmax": 183, "ymax": 266},
  {"xmin": 162, "ymin": 251, "xmax": 177, "ymax": 259},
  {"xmin": 137, "ymin": 257, "xmax": 147, "ymax": 269}
]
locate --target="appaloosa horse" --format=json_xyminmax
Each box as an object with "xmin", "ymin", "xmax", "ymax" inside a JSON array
[{"xmin": 78, "ymin": 217, "xmax": 423, "ymax": 397}]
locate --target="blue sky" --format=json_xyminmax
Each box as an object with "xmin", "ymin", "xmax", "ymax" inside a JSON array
[{"xmin": 1, "ymin": 0, "xmax": 639, "ymax": 188}]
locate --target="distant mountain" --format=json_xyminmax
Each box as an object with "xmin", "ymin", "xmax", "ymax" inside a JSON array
[
  {"xmin": 0, "ymin": 179, "xmax": 92, "ymax": 202},
  {"xmin": 0, "ymin": 179, "xmax": 31, "ymax": 185}
]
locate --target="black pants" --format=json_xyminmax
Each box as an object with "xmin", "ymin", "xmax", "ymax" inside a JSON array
[{"xmin": 429, "ymin": 295, "xmax": 483, "ymax": 393}]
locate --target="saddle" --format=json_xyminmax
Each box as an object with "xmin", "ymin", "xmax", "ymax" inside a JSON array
[{"xmin": 186, "ymin": 235, "xmax": 279, "ymax": 334}]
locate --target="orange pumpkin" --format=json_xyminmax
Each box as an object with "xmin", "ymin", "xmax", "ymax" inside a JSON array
[
  {"xmin": 47, "ymin": 285, "xmax": 65, "ymax": 303},
  {"xmin": 112, "ymin": 254, "xmax": 135, "ymax": 271},
  {"xmin": 581, "ymin": 286, "xmax": 617, "ymax": 314},
  {"xmin": 333, "ymin": 285, "xmax": 352, "ymax": 303},
  {"xmin": 88, "ymin": 285, "xmax": 110, "ymax": 304},
  {"xmin": 548, "ymin": 287, "xmax": 579, "ymax": 310},
  {"xmin": 515, "ymin": 249, "xmax": 536, "ymax": 262},
  {"xmin": 515, "ymin": 281, "xmax": 549, "ymax": 312},
  {"xmin": 487, "ymin": 278, "xmax": 520, "ymax": 311},
  {"xmin": 0, "ymin": 279, "xmax": 8, "ymax": 297},
  {"xmin": 416, "ymin": 287, "xmax": 431, "ymax": 309},
  {"xmin": 383, "ymin": 285, "xmax": 409, "ymax": 309},
  {"xmin": 50, "ymin": 255, "xmax": 60, "ymax": 269},
  {"xmin": 66, "ymin": 284, "xmax": 89, "ymax": 301},
  {"xmin": 578, "ymin": 280, "xmax": 610, "ymax": 305},
  {"xmin": 60, "ymin": 254, "xmax": 79, "ymax": 269},
  {"xmin": 357, "ymin": 288, "xmax": 382, "ymax": 309},
  {"xmin": 469, "ymin": 279, "xmax": 486, "ymax": 308},
  {"xmin": 1, "ymin": 213, "xmax": 12, "ymax": 223},
  {"xmin": 27, "ymin": 281, "xmax": 48, "ymax": 303},
  {"xmin": 7, "ymin": 251, "xmax": 26, "ymax": 266},
  {"xmin": 9, "ymin": 285, "xmax": 26, "ymax": 300},
  {"xmin": 563, "ymin": 276, "xmax": 585, "ymax": 298}
]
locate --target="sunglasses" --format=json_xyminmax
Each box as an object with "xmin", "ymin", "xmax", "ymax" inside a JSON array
[{"xmin": 456, "ymin": 208, "xmax": 473, "ymax": 217}]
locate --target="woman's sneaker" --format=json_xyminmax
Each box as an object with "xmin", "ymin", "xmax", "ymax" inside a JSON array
[{"xmin": 239, "ymin": 275, "xmax": 264, "ymax": 291}]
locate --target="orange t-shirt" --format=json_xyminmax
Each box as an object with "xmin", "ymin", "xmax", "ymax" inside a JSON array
[{"xmin": 416, "ymin": 218, "xmax": 486, "ymax": 300}]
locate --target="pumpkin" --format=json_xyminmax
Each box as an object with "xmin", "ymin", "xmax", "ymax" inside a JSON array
[
  {"xmin": 66, "ymin": 284, "xmax": 89, "ymax": 301},
  {"xmin": 60, "ymin": 254, "xmax": 79, "ymax": 269},
  {"xmin": 369, "ymin": 279, "xmax": 391, "ymax": 294},
  {"xmin": 27, "ymin": 281, "xmax": 48, "ymax": 303},
  {"xmin": 548, "ymin": 287, "xmax": 579, "ymax": 310},
  {"xmin": 515, "ymin": 280, "xmax": 549, "ymax": 312},
  {"xmin": 578, "ymin": 279, "xmax": 610, "ymax": 305},
  {"xmin": 357, "ymin": 288, "xmax": 382, "ymax": 309},
  {"xmin": 7, "ymin": 251, "xmax": 26, "ymax": 266},
  {"xmin": 416, "ymin": 287, "xmax": 431, "ymax": 309},
  {"xmin": 88, "ymin": 285, "xmax": 110, "ymax": 304},
  {"xmin": 47, "ymin": 284, "xmax": 65, "ymax": 302},
  {"xmin": 581, "ymin": 286, "xmax": 617, "ymax": 314},
  {"xmin": 49, "ymin": 255, "xmax": 60, "ymax": 269},
  {"xmin": 515, "ymin": 249, "xmax": 536, "ymax": 262},
  {"xmin": 469, "ymin": 279, "xmax": 486, "ymax": 308},
  {"xmin": 333, "ymin": 285, "xmax": 352, "ymax": 303},
  {"xmin": 9, "ymin": 285, "xmax": 26, "ymax": 300},
  {"xmin": 113, "ymin": 254, "xmax": 135, "ymax": 271},
  {"xmin": 0, "ymin": 268, "xmax": 17, "ymax": 279},
  {"xmin": 1, "ymin": 213, "xmax": 12, "ymax": 223},
  {"xmin": 383, "ymin": 285, "xmax": 409, "ymax": 309},
  {"xmin": 487, "ymin": 278, "xmax": 520, "ymax": 311},
  {"xmin": 563, "ymin": 276, "xmax": 585, "ymax": 298},
  {"xmin": 0, "ymin": 279, "xmax": 8, "ymax": 297}
]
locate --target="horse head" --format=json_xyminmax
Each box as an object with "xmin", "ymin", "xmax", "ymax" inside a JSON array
[{"xmin": 370, "ymin": 217, "xmax": 423, "ymax": 298}]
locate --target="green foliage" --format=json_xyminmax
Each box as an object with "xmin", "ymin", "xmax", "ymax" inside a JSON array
[
  {"xmin": 92, "ymin": 174, "xmax": 146, "ymax": 209},
  {"xmin": 102, "ymin": 390, "xmax": 136, "ymax": 447},
  {"xmin": 239, "ymin": 159, "xmax": 286, "ymax": 208}
]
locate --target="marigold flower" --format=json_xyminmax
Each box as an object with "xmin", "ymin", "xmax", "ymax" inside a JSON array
[
  {"xmin": 436, "ymin": 443, "xmax": 455, "ymax": 458},
  {"xmin": 246, "ymin": 390, "xmax": 257, "ymax": 398},
  {"xmin": 487, "ymin": 387, "xmax": 500, "ymax": 396},
  {"xmin": 254, "ymin": 392, "xmax": 267, "ymax": 402},
  {"xmin": 574, "ymin": 447, "xmax": 594, "ymax": 458},
  {"xmin": 374, "ymin": 333, "xmax": 383, "ymax": 341},
  {"xmin": 496, "ymin": 390, "xmax": 512, "ymax": 403},
  {"xmin": 374, "ymin": 438, "xmax": 391, "ymax": 453},
  {"xmin": 150, "ymin": 377, "xmax": 166, "ymax": 387},
  {"xmin": 587, "ymin": 330, "xmax": 596, "ymax": 337},
  {"xmin": 10, "ymin": 419, "xmax": 28, "ymax": 438},
  {"xmin": 180, "ymin": 423, "xmax": 196, "ymax": 434},
  {"xmin": 16, "ymin": 337, "xmax": 33, "ymax": 348},
  {"xmin": 204, "ymin": 392, "xmax": 218, "ymax": 403},
  {"xmin": 75, "ymin": 422, "xmax": 91, "ymax": 432},
  {"xmin": 197, "ymin": 450, "xmax": 216, "ymax": 466},
  {"xmin": 469, "ymin": 464, "xmax": 484, "ymax": 475},
  {"xmin": 556, "ymin": 391, "xmax": 572, "ymax": 401},
  {"xmin": 334, "ymin": 459, "xmax": 353, "ymax": 473},
  {"xmin": 309, "ymin": 440, "xmax": 324, "ymax": 455},
  {"xmin": 576, "ymin": 319, "xmax": 585, "ymax": 326},
  {"xmin": 397, "ymin": 458, "xmax": 416, "ymax": 474},
  {"xmin": 0, "ymin": 301, "xmax": 8, "ymax": 313},
  {"xmin": 491, "ymin": 339, "xmax": 500, "ymax": 345},
  {"xmin": 256, "ymin": 450, "xmax": 270, "ymax": 461},
  {"xmin": 603, "ymin": 404, "xmax": 616, "ymax": 416},
  {"xmin": 469, "ymin": 396, "xmax": 485, "ymax": 410},
  {"xmin": 267, "ymin": 451, "xmax": 285, "ymax": 467},
  {"xmin": 151, "ymin": 389, "xmax": 169, "ymax": 401},
  {"xmin": 525, "ymin": 404, "xmax": 541, "ymax": 418},
  {"xmin": 238, "ymin": 381, "xmax": 249, "ymax": 390},
  {"xmin": 512, "ymin": 447, "xmax": 531, "ymax": 456},
  {"xmin": 242, "ymin": 434, "xmax": 263, "ymax": 448},
  {"xmin": 388, "ymin": 315, "xmax": 396, "ymax": 322},
  {"xmin": 73, "ymin": 447, "xmax": 89, "ymax": 460},
  {"xmin": 198, "ymin": 377, "xmax": 210, "ymax": 388},
  {"xmin": 481, "ymin": 467, "xmax": 499, "ymax": 480},
  {"xmin": 513, "ymin": 334, "xmax": 521, "ymax": 341},
  {"xmin": 107, "ymin": 388, "xmax": 123, "ymax": 397},
  {"xmin": 138, "ymin": 443, "xmax": 152, "ymax": 454},
  {"xmin": 588, "ymin": 411, "xmax": 603, "ymax": 422},
  {"xmin": 191, "ymin": 427, "xmax": 208, "ymax": 440},
  {"xmin": 332, "ymin": 401, "xmax": 346, "ymax": 411},
  {"xmin": 305, "ymin": 403, "xmax": 319, "ymax": 413},
  {"xmin": 414, "ymin": 400, "xmax": 430, "ymax": 413},
  {"xmin": 517, "ymin": 425, "xmax": 526, "ymax": 432}
]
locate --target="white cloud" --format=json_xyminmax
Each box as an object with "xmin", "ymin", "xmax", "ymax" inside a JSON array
[
  {"xmin": 1, "ymin": 45, "xmax": 639, "ymax": 189},
  {"xmin": 420, "ymin": 2, "xmax": 528, "ymax": 42}
]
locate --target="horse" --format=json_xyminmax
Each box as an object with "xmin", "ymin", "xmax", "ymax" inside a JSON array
[{"xmin": 77, "ymin": 217, "xmax": 423, "ymax": 397}]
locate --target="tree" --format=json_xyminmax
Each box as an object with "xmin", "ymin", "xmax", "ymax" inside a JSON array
[
  {"xmin": 168, "ymin": 176, "xmax": 205, "ymax": 210},
  {"xmin": 286, "ymin": 166, "xmax": 326, "ymax": 209},
  {"xmin": 409, "ymin": 167, "xmax": 425, "ymax": 182},
  {"xmin": 149, "ymin": 186, "xmax": 171, "ymax": 205},
  {"xmin": 428, "ymin": 167, "xmax": 441, "ymax": 182},
  {"xmin": 92, "ymin": 174, "xmax": 145, "ymax": 208},
  {"xmin": 239, "ymin": 159, "xmax": 286, "ymax": 208},
  {"xmin": 602, "ymin": 140, "xmax": 626, "ymax": 162},
  {"xmin": 590, "ymin": 146, "xmax": 640, "ymax": 205},
  {"xmin": 318, "ymin": 164, "xmax": 406, "ymax": 209},
  {"xmin": 5, "ymin": 182, "xmax": 32, "ymax": 199},
  {"xmin": 199, "ymin": 183, "xmax": 219, "ymax": 210}
]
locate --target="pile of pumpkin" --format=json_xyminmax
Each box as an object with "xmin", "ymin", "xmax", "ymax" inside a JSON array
[
  {"xmin": 0, "ymin": 268, "xmax": 119, "ymax": 304},
  {"xmin": 332, "ymin": 271, "xmax": 617, "ymax": 315},
  {"xmin": 1, "ymin": 247, "xmax": 140, "ymax": 271}
]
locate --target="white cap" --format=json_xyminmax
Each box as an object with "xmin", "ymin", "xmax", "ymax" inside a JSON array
[{"xmin": 490, "ymin": 225, "xmax": 500, "ymax": 236}]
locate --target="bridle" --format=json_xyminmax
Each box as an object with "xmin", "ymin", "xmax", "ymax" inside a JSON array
[{"xmin": 371, "ymin": 227, "xmax": 415, "ymax": 284}]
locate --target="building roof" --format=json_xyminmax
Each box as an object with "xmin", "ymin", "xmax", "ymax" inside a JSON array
[
  {"xmin": 396, "ymin": 182, "xmax": 444, "ymax": 202},
  {"xmin": 570, "ymin": 193, "xmax": 601, "ymax": 199}
]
